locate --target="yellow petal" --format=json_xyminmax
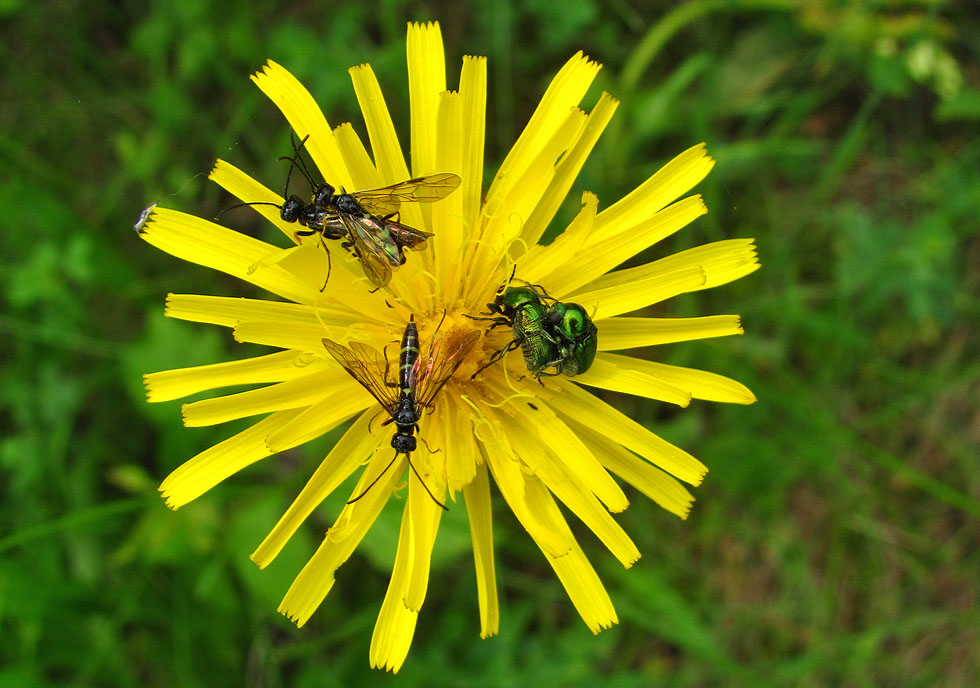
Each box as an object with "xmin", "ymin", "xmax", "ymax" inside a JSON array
[
  {"xmin": 540, "ymin": 195, "xmax": 708, "ymax": 298},
  {"xmin": 230, "ymin": 303, "xmax": 392, "ymax": 350},
  {"xmin": 208, "ymin": 159, "xmax": 296, "ymax": 242},
  {"xmin": 370, "ymin": 499, "xmax": 417, "ymax": 673},
  {"xmin": 138, "ymin": 207, "xmax": 313, "ymax": 303},
  {"xmin": 497, "ymin": 384, "xmax": 628, "ymax": 511},
  {"xmin": 603, "ymin": 354, "xmax": 757, "ymax": 404},
  {"xmin": 480, "ymin": 108, "xmax": 586, "ymax": 253},
  {"xmin": 519, "ymin": 191, "xmax": 597, "ymax": 284},
  {"xmin": 573, "ymin": 354, "xmax": 692, "ymax": 407},
  {"xmin": 589, "ymin": 239, "xmax": 759, "ymax": 294},
  {"xmin": 251, "ymin": 412, "xmax": 387, "ymax": 568},
  {"xmin": 348, "ymin": 63, "xmax": 413, "ymax": 187},
  {"xmin": 522, "ymin": 475, "xmax": 618, "ymax": 633},
  {"xmin": 463, "ymin": 462, "xmax": 499, "ymax": 638},
  {"xmin": 571, "ymin": 420, "xmax": 695, "ymax": 519},
  {"xmin": 570, "ymin": 266, "xmax": 706, "ymax": 320},
  {"xmin": 459, "ymin": 55, "xmax": 487, "ymax": 229},
  {"xmin": 480, "ymin": 430, "xmax": 572, "ymax": 559},
  {"xmin": 484, "ymin": 51, "xmax": 601, "ymax": 217},
  {"xmin": 506, "ymin": 418, "xmax": 639, "ymax": 567},
  {"xmin": 233, "ymin": 320, "xmax": 334, "ymax": 352},
  {"xmin": 264, "ymin": 390, "xmax": 375, "ymax": 452},
  {"xmin": 520, "ymin": 92, "xmax": 619, "ymax": 247},
  {"xmin": 543, "ymin": 380, "xmax": 708, "ymax": 485},
  {"xmin": 431, "ymin": 91, "xmax": 464, "ymax": 288},
  {"xmin": 159, "ymin": 408, "xmax": 305, "ymax": 509},
  {"xmin": 180, "ymin": 368, "xmax": 353, "ymax": 427},
  {"xmin": 443, "ymin": 401, "xmax": 478, "ymax": 494},
  {"xmin": 333, "ymin": 122, "xmax": 382, "ymax": 190},
  {"xmin": 407, "ymin": 20, "xmax": 446, "ymax": 177},
  {"xmin": 279, "ymin": 451, "xmax": 407, "ymax": 627},
  {"xmin": 403, "ymin": 452, "xmax": 446, "ymax": 611},
  {"xmin": 144, "ymin": 350, "xmax": 322, "ymax": 403},
  {"xmin": 590, "ymin": 142, "xmax": 715, "ymax": 245},
  {"xmin": 164, "ymin": 294, "xmax": 244, "ymax": 328},
  {"xmin": 596, "ymin": 315, "xmax": 743, "ymax": 350},
  {"xmin": 251, "ymin": 60, "xmax": 353, "ymax": 189}
]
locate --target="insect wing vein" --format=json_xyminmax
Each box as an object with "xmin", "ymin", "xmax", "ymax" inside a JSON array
[
  {"xmin": 341, "ymin": 214, "xmax": 394, "ymax": 288},
  {"xmin": 322, "ymin": 338, "xmax": 400, "ymax": 411},
  {"xmin": 415, "ymin": 331, "xmax": 480, "ymax": 408},
  {"xmin": 353, "ymin": 173, "xmax": 462, "ymax": 216}
]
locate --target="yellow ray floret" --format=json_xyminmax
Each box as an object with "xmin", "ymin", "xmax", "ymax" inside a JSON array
[
  {"xmin": 572, "ymin": 266, "xmax": 707, "ymax": 320},
  {"xmin": 348, "ymin": 64, "xmax": 412, "ymax": 187},
  {"xmin": 159, "ymin": 408, "xmax": 305, "ymax": 509},
  {"xmin": 332, "ymin": 122, "xmax": 382, "ymax": 190},
  {"xmin": 463, "ymin": 463, "xmax": 499, "ymax": 638},
  {"xmin": 602, "ymin": 354, "xmax": 757, "ymax": 404},
  {"xmin": 251, "ymin": 413, "xmax": 386, "ymax": 568},
  {"xmin": 143, "ymin": 350, "xmax": 322, "ymax": 403},
  {"xmin": 506, "ymin": 421, "xmax": 640, "ymax": 567},
  {"xmin": 589, "ymin": 238, "xmax": 760, "ymax": 294},
  {"xmin": 140, "ymin": 208, "xmax": 312, "ymax": 304},
  {"xmin": 592, "ymin": 142, "xmax": 715, "ymax": 242},
  {"xmin": 546, "ymin": 381, "xmax": 708, "ymax": 485},
  {"xmin": 541, "ymin": 195, "xmax": 709, "ymax": 297},
  {"xmin": 458, "ymin": 55, "xmax": 487, "ymax": 229},
  {"xmin": 209, "ymin": 159, "xmax": 297, "ymax": 242},
  {"xmin": 264, "ymin": 392, "xmax": 374, "ymax": 452},
  {"xmin": 482, "ymin": 436, "xmax": 573, "ymax": 559},
  {"xmin": 251, "ymin": 60, "xmax": 352, "ymax": 189},
  {"xmin": 572, "ymin": 421, "xmax": 695, "ymax": 519},
  {"xmin": 520, "ymin": 93, "xmax": 619, "ymax": 247},
  {"xmin": 573, "ymin": 355, "xmax": 693, "ymax": 407},
  {"xmin": 407, "ymin": 21, "xmax": 447, "ymax": 178},
  {"xmin": 484, "ymin": 51, "xmax": 601, "ymax": 219},
  {"xmin": 279, "ymin": 452, "xmax": 408, "ymax": 627},
  {"xmin": 180, "ymin": 368, "xmax": 355, "ymax": 427},
  {"xmin": 597, "ymin": 314, "xmax": 743, "ymax": 350},
  {"xmin": 520, "ymin": 474, "xmax": 619, "ymax": 633},
  {"xmin": 495, "ymin": 384, "xmax": 629, "ymax": 512}
]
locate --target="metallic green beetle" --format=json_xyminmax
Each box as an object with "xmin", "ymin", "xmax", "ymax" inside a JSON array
[
  {"xmin": 469, "ymin": 281, "xmax": 598, "ymax": 380},
  {"xmin": 542, "ymin": 301, "xmax": 599, "ymax": 377}
]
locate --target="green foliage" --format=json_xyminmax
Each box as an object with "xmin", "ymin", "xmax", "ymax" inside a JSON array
[{"xmin": 1, "ymin": 0, "xmax": 978, "ymax": 685}]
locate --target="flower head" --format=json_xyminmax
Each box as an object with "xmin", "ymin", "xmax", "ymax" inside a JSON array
[{"xmin": 140, "ymin": 21, "xmax": 758, "ymax": 672}]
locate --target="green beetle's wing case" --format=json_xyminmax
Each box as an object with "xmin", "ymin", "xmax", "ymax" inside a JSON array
[{"xmin": 553, "ymin": 303, "xmax": 598, "ymax": 376}]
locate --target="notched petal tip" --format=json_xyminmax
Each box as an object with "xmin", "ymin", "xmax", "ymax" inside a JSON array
[
  {"xmin": 157, "ymin": 485, "xmax": 180, "ymax": 511},
  {"xmin": 277, "ymin": 606, "xmax": 305, "ymax": 627},
  {"xmin": 407, "ymin": 19, "xmax": 441, "ymax": 32},
  {"xmin": 141, "ymin": 374, "xmax": 155, "ymax": 400},
  {"xmin": 251, "ymin": 59, "xmax": 283, "ymax": 82}
]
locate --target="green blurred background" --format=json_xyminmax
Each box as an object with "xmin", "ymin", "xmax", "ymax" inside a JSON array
[{"xmin": 2, "ymin": 0, "xmax": 978, "ymax": 685}]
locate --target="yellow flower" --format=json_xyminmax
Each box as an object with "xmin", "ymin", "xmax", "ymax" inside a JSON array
[{"xmin": 139, "ymin": 21, "xmax": 758, "ymax": 672}]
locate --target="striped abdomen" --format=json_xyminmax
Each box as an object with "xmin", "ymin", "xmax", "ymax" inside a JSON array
[{"xmin": 398, "ymin": 316, "xmax": 420, "ymax": 396}]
